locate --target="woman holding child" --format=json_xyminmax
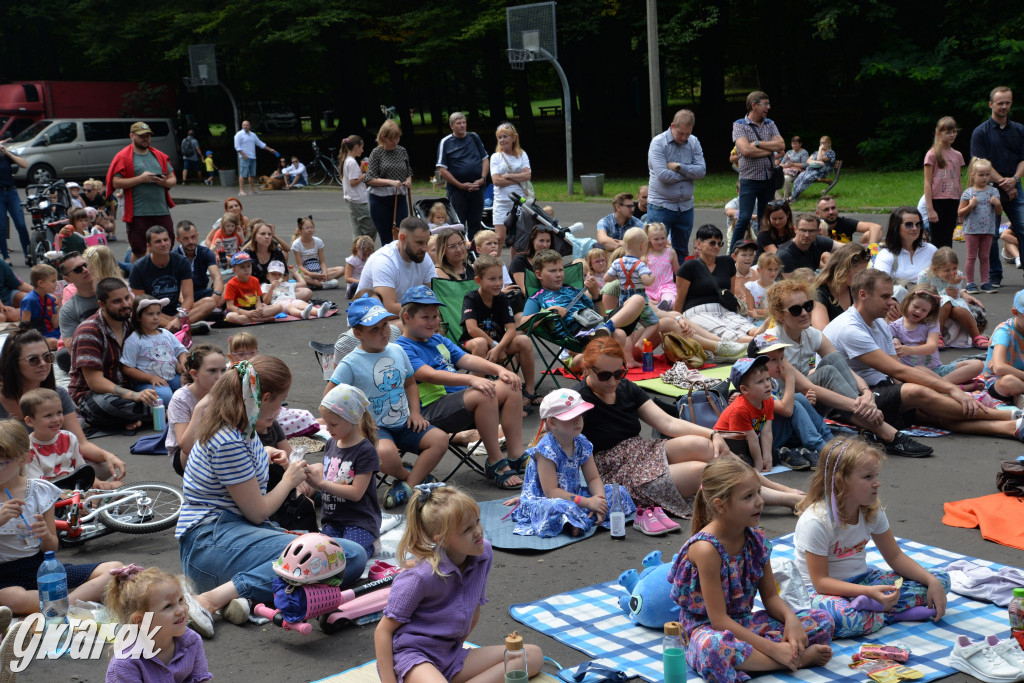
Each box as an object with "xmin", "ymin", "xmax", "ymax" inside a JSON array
[{"xmin": 0, "ymin": 326, "xmax": 127, "ymax": 486}]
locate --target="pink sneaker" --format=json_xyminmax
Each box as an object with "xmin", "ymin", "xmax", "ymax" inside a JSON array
[
  {"xmin": 633, "ymin": 507, "xmax": 670, "ymax": 536},
  {"xmin": 650, "ymin": 507, "xmax": 681, "ymax": 532}
]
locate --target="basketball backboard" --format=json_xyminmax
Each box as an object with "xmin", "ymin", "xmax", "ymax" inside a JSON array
[
  {"xmin": 189, "ymin": 44, "xmax": 218, "ymax": 87},
  {"xmin": 506, "ymin": 2, "xmax": 557, "ymax": 60}
]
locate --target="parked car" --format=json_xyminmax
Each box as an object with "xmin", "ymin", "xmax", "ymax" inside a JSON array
[{"xmin": 240, "ymin": 101, "xmax": 298, "ymax": 133}]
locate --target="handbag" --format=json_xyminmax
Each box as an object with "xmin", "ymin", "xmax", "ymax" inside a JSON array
[
  {"xmin": 695, "ymin": 257, "xmax": 741, "ymax": 313},
  {"xmin": 746, "ymin": 122, "xmax": 784, "ymax": 190},
  {"xmin": 560, "ymin": 284, "xmax": 606, "ymax": 329},
  {"xmin": 997, "ymin": 460, "xmax": 1024, "ymax": 497},
  {"xmin": 676, "ymin": 379, "xmax": 728, "ymax": 429},
  {"xmin": 662, "ymin": 332, "xmax": 706, "ymax": 369}
]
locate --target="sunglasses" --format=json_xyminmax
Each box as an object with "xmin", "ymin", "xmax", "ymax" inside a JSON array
[
  {"xmin": 851, "ymin": 251, "xmax": 870, "ymax": 264},
  {"xmin": 766, "ymin": 200, "xmax": 788, "ymax": 210},
  {"xmin": 785, "ymin": 300, "xmax": 815, "ymax": 316},
  {"xmin": 20, "ymin": 352, "xmax": 56, "ymax": 367},
  {"xmin": 702, "ymin": 239, "xmax": 723, "ymax": 247},
  {"xmin": 590, "ymin": 366, "xmax": 627, "ymax": 382},
  {"xmin": 902, "ymin": 221, "xmax": 922, "ymax": 229},
  {"xmin": 65, "ymin": 263, "xmax": 88, "ymax": 275}
]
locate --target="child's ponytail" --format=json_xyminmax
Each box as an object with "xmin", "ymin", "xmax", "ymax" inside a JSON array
[
  {"xmin": 359, "ymin": 410, "xmax": 378, "ymax": 448},
  {"xmin": 690, "ymin": 457, "xmax": 758, "ymax": 534},
  {"xmin": 398, "ymin": 485, "xmax": 480, "ymax": 576},
  {"xmin": 293, "ymin": 215, "xmax": 314, "ymax": 241}
]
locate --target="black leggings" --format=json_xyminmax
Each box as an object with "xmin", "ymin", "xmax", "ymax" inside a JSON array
[{"xmin": 930, "ymin": 198, "xmax": 960, "ymax": 248}]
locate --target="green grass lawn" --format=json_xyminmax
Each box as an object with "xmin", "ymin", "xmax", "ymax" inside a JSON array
[{"xmin": 519, "ymin": 169, "xmax": 933, "ymax": 214}]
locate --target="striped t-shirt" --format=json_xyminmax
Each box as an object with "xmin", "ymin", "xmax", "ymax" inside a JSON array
[{"xmin": 175, "ymin": 427, "xmax": 269, "ymax": 538}]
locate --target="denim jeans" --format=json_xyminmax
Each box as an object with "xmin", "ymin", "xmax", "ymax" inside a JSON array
[
  {"xmin": 179, "ymin": 511, "xmax": 367, "ymax": 604},
  {"xmin": 646, "ymin": 203, "xmax": 694, "ymax": 263},
  {"xmin": 734, "ymin": 178, "xmax": 774, "ymax": 251},
  {"xmin": 773, "ymin": 393, "xmax": 833, "ymax": 453},
  {"xmin": 0, "ymin": 188, "xmax": 31, "ymax": 259},
  {"xmin": 135, "ymin": 375, "xmax": 181, "ymax": 408}
]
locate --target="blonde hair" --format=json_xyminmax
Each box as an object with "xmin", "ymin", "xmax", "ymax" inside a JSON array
[
  {"xmin": 690, "ymin": 456, "xmax": 761, "ymax": 533},
  {"xmin": 796, "ymin": 437, "xmax": 884, "ymax": 526},
  {"xmin": 351, "ymin": 235, "xmax": 374, "ymax": 257},
  {"xmin": 219, "ymin": 212, "xmax": 240, "ymax": 233},
  {"xmin": 813, "ymin": 242, "xmax": 870, "ymax": 293},
  {"xmin": 427, "ymin": 202, "xmax": 448, "ymax": 225},
  {"xmin": 621, "ymin": 227, "xmax": 648, "ymax": 255},
  {"xmin": 931, "ymin": 246, "xmax": 958, "ymax": 271},
  {"xmin": 900, "ymin": 284, "xmax": 941, "ymax": 324},
  {"xmin": 968, "ymin": 156, "xmax": 994, "ymax": 186},
  {"xmin": 377, "ymin": 119, "xmax": 401, "ymax": 145},
  {"xmin": 104, "ymin": 567, "xmax": 183, "ymax": 624},
  {"xmin": 583, "ymin": 248, "xmax": 608, "ymax": 275},
  {"xmin": 83, "ymin": 245, "xmax": 125, "ymax": 283},
  {"xmin": 644, "ymin": 222, "xmax": 667, "ymax": 249},
  {"xmin": 472, "ymin": 229, "xmax": 498, "ymax": 249},
  {"xmin": 789, "ymin": 267, "xmax": 816, "ymax": 284},
  {"xmin": 197, "ymin": 356, "xmax": 291, "ymax": 443},
  {"xmin": 494, "ymin": 122, "xmax": 524, "ymax": 156},
  {"xmin": 756, "ymin": 251, "xmax": 782, "ymax": 271},
  {"xmin": 228, "ymin": 332, "xmax": 258, "ymax": 353},
  {"xmin": 931, "ymin": 117, "xmax": 958, "ymax": 169},
  {"xmin": 398, "ymin": 485, "xmax": 480, "ymax": 575},
  {"xmin": 0, "ymin": 419, "xmax": 29, "ymax": 464}
]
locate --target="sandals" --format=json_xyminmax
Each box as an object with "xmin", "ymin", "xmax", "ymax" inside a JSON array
[
  {"xmin": 959, "ymin": 378, "xmax": 985, "ymax": 392},
  {"xmin": 485, "ymin": 458, "xmax": 523, "ymax": 490},
  {"xmin": 522, "ymin": 389, "xmax": 541, "ymax": 406},
  {"xmin": 973, "ymin": 335, "xmax": 990, "ymax": 349},
  {"xmin": 506, "ymin": 453, "xmax": 530, "ymax": 474}
]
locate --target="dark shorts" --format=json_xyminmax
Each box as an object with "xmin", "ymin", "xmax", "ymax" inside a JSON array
[
  {"xmin": 0, "ymin": 552, "xmax": 100, "ymax": 591},
  {"xmin": 420, "ymin": 391, "xmax": 474, "ymax": 434},
  {"xmin": 379, "ymin": 422, "xmax": 437, "ymax": 451},
  {"xmin": 126, "ymin": 214, "xmax": 174, "ymax": 256},
  {"xmin": 988, "ymin": 381, "xmax": 1014, "ymax": 404},
  {"xmin": 870, "ymin": 381, "xmax": 916, "ymax": 430},
  {"xmin": 183, "ymin": 159, "xmax": 200, "ymax": 172}
]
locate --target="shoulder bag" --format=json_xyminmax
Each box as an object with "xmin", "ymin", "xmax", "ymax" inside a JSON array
[
  {"xmin": 502, "ymin": 152, "xmax": 534, "ymax": 199},
  {"xmin": 746, "ymin": 122, "xmax": 785, "ymax": 190}
]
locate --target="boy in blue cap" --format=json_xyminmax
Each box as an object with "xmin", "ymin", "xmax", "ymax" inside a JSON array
[
  {"xmin": 983, "ymin": 289, "xmax": 1024, "ymax": 408},
  {"xmin": 714, "ymin": 356, "xmax": 775, "ymax": 472},
  {"xmin": 327, "ymin": 293, "xmax": 448, "ymax": 508},
  {"xmin": 397, "ymin": 285, "xmax": 526, "ymax": 489}
]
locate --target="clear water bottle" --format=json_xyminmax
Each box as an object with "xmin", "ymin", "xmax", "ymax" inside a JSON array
[
  {"xmin": 37, "ymin": 550, "xmax": 69, "ymax": 627},
  {"xmin": 1010, "ymin": 587, "xmax": 1024, "ymax": 648},
  {"xmin": 609, "ymin": 482, "xmax": 625, "ymax": 540},
  {"xmin": 504, "ymin": 631, "xmax": 528, "ymax": 683},
  {"xmin": 663, "ymin": 621, "xmax": 686, "ymax": 682}
]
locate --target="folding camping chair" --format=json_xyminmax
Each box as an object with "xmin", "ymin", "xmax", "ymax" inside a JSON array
[
  {"xmin": 518, "ymin": 261, "xmax": 587, "ymax": 393},
  {"xmin": 430, "ymin": 276, "xmax": 521, "ymax": 376}
]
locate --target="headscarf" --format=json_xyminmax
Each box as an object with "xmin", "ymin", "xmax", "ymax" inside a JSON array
[
  {"xmin": 236, "ymin": 360, "xmax": 262, "ymax": 438},
  {"xmin": 320, "ymin": 384, "xmax": 370, "ymax": 424}
]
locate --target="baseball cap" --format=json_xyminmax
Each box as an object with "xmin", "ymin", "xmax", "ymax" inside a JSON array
[
  {"xmin": 129, "ymin": 122, "xmax": 152, "ymax": 135},
  {"xmin": 732, "ymin": 239, "xmax": 756, "ymax": 252},
  {"xmin": 748, "ymin": 331, "xmax": 792, "ymax": 356},
  {"xmin": 401, "ymin": 285, "xmax": 445, "ymax": 307},
  {"xmin": 1014, "ymin": 289, "xmax": 1024, "ymax": 314},
  {"xmin": 347, "ymin": 294, "xmax": 397, "ymax": 327},
  {"xmin": 205, "ymin": 150, "xmax": 213, "ymax": 156},
  {"xmin": 230, "ymin": 252, "xmax": 253, "ymax": 266},
  {"xmin": 729, "ymin": 356, "xmax": 770, "ymax": 390},
  {"xmin": 267, "ymin": 260, "xmax": 286, "ymax": 274},
  {"xmin": 539, "ymin": 388, "xmax": 593, "ymax": 421}
]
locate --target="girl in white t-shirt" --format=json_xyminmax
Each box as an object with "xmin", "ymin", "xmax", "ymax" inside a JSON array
[
  {"xmin": 345, "ymin": 236, "xmax": 374, "ymax": 299},
  {"xmin": 341, "ymin": 136, "xmax": 376, "ymax": 240},
  {"xmin": 793, "ymin": 437, "xmax": 949, "ymax": 637},
  {"xmin": 292, "ymin": 216, "xmax": 344, "ymax": 289}
]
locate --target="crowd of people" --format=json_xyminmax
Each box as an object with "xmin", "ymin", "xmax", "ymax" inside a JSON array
[{"xmin": 0, "ymin": 83, "xmax": 1022, "ymax": 683}]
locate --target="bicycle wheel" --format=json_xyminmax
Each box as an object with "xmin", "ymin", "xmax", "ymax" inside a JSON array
[
  {"xmin": 97, "ymin": 481, "xmax": 184, "ymax": 534},
  {"xmin": 308, "ymin": 159, "xmax": 328, "ymax": 186},
  {"xmin": 326, "ymin": 160, "xmax": 342, "ymax": 186}
]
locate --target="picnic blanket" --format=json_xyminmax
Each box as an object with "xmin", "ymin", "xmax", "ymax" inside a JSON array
[
  {"xmin": 212, "ymin": 307, "xmax": 338, "ymax": 327},
  {"xmin": 479, "ymin": 498, "xmax": 639, "ymax": 551},
  {"xmin": 636, "ymin": 364, "xmax": 732, "ymax": 398},
  {"xmin": 943, "ymin": 492, "xmax": 1024, "ymax": 551},
  {"xmin": 549, "ymin": 354, "xmax": 719, "ymax": 382},
  {"xmin": 312, "ymin": 658, "xmax": 564, "ymax": 683},
  {"xmin": 510, "ymin": 533, "xmax": 1013, "ymax": 683}
]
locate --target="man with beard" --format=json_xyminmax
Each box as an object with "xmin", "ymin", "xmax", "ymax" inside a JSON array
[
  {"xmin": 69, "ymin": 277, "xmax": 160, "ymax": 433},
  {"xmin": 356, "ymin": 216, "xmax": 435, "ymax": 317},
  {"xmin": 129, "ymin": 225, "xmax": 215, "ymax": 333},
  {"xmin": 171, "ymin": 220, "xmax": 223, "ymax": 308},
  {"xmin": 105, "ymin": 122, "xmax": 177, "ymax": 262}
]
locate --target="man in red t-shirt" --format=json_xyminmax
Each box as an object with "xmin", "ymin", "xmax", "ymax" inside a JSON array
[{"xmin": 715, "ymin": 356, "xmax": 775, "ymax": 472}]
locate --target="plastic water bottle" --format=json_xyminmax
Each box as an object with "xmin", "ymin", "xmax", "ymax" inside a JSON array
[
  {"xmin": 642, "ymin": 338, "xmax": 654, "ymax": 372},
  {"xmin": 663, "ymin": 621, "xmax": 686, "ymax": 683},
  {"xmin": 1010, "ymin": 587, "xmax": 1024, "ymax": 648},
  {"xmin": 37, "ymin": 550, "xmax": 69, "ymax": 627},
  {"xmin": 609, "ymin": 482, "xmax": 625, "ymax": 541},
  {"xmin": 151, "ymin": 403, "xmax": 165, "ymax": 431},
  {"xmin": 504, "ymin": 631, "xmax": 528, "ymax": 683}
]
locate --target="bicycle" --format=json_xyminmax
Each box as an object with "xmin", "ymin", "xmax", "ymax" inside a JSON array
[
  {"xmin": 307, "ymin": 141, "xmax": 340, "ymax": 187},
  {"xmin": 53, "ymin": 479, "xmax": 184, "ymax": 547},
  {"xmin": 22, "ymin": 179, "xmax": 71, "ymax": 266}
]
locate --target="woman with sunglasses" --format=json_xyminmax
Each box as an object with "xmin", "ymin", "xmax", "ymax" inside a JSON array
[
  {"xmin": 0, "ymin": 326, "xmax": 128, "ymax": 484},
  {"xmin": 871, "ymin": 206, "xmax": 936, "ymax": 284},
  {"xmin": 764, "ymin": 280, "xmax": 933, "ymax": 457},
  {"xmin": 573, "ymin": 338, "xmax": 805, "ymax": 519},
  {"xmin": 673, "ymin": 224, "xmax": 758, "ymax": 342},
  {"xmin": 756, "ymin": 200, "xmax": 795, "ymax": 254},
  {"xmin": 810, "ymin": 243, "xmax": 871, "ymax": 330}
]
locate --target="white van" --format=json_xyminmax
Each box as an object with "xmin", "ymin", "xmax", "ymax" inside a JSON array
[{"xmin": 7, "ymin": 118, "xmax": 177, "ymax": 185}]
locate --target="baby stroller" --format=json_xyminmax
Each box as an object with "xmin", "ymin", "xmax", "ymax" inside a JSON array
[
  {"xmin": 413, "ymin": 197, "xmax": 470, "ymax": 234},
  {"xmin": 507, "ymin": 192, "xmax": 588, "ymax": 258}
]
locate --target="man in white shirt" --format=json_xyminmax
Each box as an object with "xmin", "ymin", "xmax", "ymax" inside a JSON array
[
  {"xmin": 283, "ymin": 156, "xmax": 308, "ymax": 189},
  {"xmin": 823, "ymin": 268, "xmax": 1024, "ymax": 443},
  {"xmin": 356, "ymin": 217, "xmax": 435, "ymax": 317},
  {"xmin": 233, "ymin": 120, "xmax": 278, "ymax": 196}
]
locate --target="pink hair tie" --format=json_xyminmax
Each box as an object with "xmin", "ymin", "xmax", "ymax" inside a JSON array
[{"xmin": 109, "ymin": 564, "xmax": 145, "ymax": 580}]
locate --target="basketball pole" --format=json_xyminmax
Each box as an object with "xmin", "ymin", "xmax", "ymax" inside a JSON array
[
  {"xmin": 535, "ymin": 47, "xmax": 573, "ymax": 197},
  {"xmin": 646, "ymin": 0, "xmax": 661, "ymax": 136}
]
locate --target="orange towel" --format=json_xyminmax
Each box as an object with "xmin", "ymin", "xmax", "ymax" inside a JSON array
[{"xmin": 942, "ymin": 493, "xmax": 1024, "ymax": 551}]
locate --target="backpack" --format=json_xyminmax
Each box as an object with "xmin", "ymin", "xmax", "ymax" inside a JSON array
[
  {"xmin": 180, "ymin": 137, "xmax": 196, "ymax": 158},
  {"xmin": 997, "ymin": 460, "xmax": 1024, "ymax": 497}
]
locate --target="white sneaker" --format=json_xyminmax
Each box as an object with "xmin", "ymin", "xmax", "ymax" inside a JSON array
[
  {"xmin": 950, "ymin": 635, "xmax": 1021, "ymax": 683},
  {"xmin": 986, "ymin": 636, "xmax": 1024, "ymax": 680},
  {"xmin": 221, "ymin": 597, "xmax": 251, "ymax": 625},
  {"xmin": 715, "ymin": 340, "xmax": 746, "ymax": 360},
  {"xmin": 1003, "ymin": 248, "xmax": 1014, "ymax": 263},
  {"xmin": 184, "ymin": 591, "xmax": 215, "ymax": 638}
]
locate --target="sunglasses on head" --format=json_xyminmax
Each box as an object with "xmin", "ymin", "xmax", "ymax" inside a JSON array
[
  {"xmin": 851, "ymin": 250, "xmax": 870, "ymax": 264},
  {"xmin": 766, "ymin": 200, "xmax": 788, "ymax": 210},
  {"xmin": 590, "ymin": 366, "xmax": 627, "ymax": 382},
  {"xmin": 20, "ymin": 352, "xmax": 56, "ymax": 367},
  {"xmin": 785, "ymin": 300, "xmax": 815, "ymax": 316}
]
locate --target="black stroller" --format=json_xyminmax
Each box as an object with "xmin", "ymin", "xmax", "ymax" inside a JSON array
[{"xmin": 506, "ymin": 192, "xmax": 575, "ymax": 257}]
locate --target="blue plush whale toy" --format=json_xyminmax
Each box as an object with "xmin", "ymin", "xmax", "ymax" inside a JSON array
[{"xmin": 617, "ymin": 550, "xmax": 679, "ymax": 628}]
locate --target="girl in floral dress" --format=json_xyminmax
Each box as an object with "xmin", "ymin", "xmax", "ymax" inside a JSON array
[{"xmin": 668, "ymin": 458, "xmax": 834, "ymax": 683}]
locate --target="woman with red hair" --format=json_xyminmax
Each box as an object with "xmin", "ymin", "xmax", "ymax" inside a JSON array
[
  {"xmin": 574, "ymin": 337, "xmax": 803, "ymax": 518},
  {"xmin": 205, "ymin": 196, "xmax": 252, "ymax": 246}
]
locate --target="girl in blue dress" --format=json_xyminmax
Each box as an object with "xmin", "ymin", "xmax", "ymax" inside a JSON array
[{"xmin": 512, "ymin": 388, "xmax": 635, "ymax": 537}]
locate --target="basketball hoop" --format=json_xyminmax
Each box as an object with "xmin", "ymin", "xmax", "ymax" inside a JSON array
[{"xmin": 507, "ymin": 49, "xmax": 534, "ymax": 71}]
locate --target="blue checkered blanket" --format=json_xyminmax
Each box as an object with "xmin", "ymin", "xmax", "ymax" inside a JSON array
[{"xmin": 510, "ymin": 534, "xmax": 1013, "ymax": 683}]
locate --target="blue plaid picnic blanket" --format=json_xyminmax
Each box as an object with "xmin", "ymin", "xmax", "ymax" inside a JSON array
[{"xmin": 510, "ymin": 534, "xmax": 1013, "ymax": 683}]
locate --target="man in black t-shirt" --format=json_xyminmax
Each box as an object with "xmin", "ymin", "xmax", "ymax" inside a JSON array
[
  {"xmin": 128, "ymin": 225, "xmax": 215, "ymax": 332},
  {"xmin": 816, "ymin": 196, "xmax": 882, "ymax": 244},
  {"xmin": 778, "ymin": 214, "xmax": 835, "ymax": 276}
]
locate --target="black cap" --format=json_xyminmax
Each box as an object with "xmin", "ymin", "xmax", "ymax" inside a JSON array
[{"xmin": 732, "ymin": 239, "xmax": 756, "ymax": 252}]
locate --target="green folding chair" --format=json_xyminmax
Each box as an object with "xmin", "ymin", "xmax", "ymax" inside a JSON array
[
  {"xmin": 431, "ymin": 276, "xmax": 521, "ymax": 377},
  {"xmin": 518, "ymin": 261, "xmax": 587, "ymax": 392}
]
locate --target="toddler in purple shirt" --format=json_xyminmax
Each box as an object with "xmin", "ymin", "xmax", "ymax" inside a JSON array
[{"xmin": 375, "ymin": 484, "xmax": 543, "ymax": 683}]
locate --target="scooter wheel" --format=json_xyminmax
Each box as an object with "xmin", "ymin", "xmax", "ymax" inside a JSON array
[{"xmin": 318, "ymin": 612, "xmax": 348, "ymax": 634}]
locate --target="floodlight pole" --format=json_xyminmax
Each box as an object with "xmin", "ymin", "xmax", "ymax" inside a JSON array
[{"xmin": 536, "ymin": 48, "xmax": 573, "ymax": 196}]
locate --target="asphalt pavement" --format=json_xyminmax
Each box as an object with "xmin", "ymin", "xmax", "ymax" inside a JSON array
[{"xmin": 14, "ymin": 183, "xmax": 1013, "ymax": 683}]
